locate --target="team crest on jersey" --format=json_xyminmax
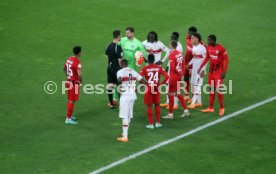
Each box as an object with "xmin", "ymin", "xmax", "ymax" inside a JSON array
[{"xmin": 215, "ymin": 50, "xmax": 219, "ymax": 54}]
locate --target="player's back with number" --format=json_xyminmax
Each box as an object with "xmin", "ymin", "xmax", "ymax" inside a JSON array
[
  {"xmin": 117, "ymin": 67, "xmax": 142, "ymax": 101},
  {"xmin": 140, "ymin": 64, "xmax": 168, "ymax": 88},
  {"xmin": 169, "ymin": 49, "xmax": 184, "ymax": 78},
  {"xmin": 65, "ymin": 56, "xmax": 81, "ymax": 82}
]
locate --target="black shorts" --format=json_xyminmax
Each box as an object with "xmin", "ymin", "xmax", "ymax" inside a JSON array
[{"xmin": 107, "ymin": 68, "xmax": 119, "ymax": 84}]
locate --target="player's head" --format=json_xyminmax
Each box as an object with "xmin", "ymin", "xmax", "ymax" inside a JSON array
[
  {"xmin": 170, "ymin": 40, "xmax": 178, "ymax": 50},
  {"xmin": 113, "ymin": 30, "xmax": 121, "ymax": 40},
  {"xmin": 73, "ymin": 46, "xmax": 82, "ymax": 57},
  {"xmin": 171, "ymin": 32, "xmax": 180, "ymax": 41},
  {"xmin": 188, "ymin": 26, "xmax": 197, "ymax": 37},
  {"xmin": 125, "ymin": 27, "xmax": 135, "ymax": 39},
  {"xmin": 147, "ymin": 54, "xmax": 155, "ymax": 64},
  {"xmin": 208, "ymin": 34, "xmax": 217, "ymax": 46},
  {"xmin": 147, "ymin": 31, "xmax": 158, "ymax": 43},
  {"xmin": 191, "ymin": 33, "xmax": 201, "ymax": 45},
  {"xmin": 121, "ymin": 59, "xmax": 128, "ymax": 68}
]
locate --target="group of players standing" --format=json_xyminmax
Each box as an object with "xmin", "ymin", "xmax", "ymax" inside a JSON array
[{"xmin": 63, "ymin": 26, "xmax": 229, "ymax": 143}]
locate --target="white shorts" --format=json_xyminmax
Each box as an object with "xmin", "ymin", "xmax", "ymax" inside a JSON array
[
  {"xmin": 191, "ymin": 73, "xmax": 204, "ymax": 86},
  {"xmin": 119, "ymin": 100, "xmax": 135, "ymax": 119}
]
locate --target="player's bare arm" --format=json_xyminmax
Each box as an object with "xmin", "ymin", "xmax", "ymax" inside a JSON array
[
  {"xmin": 77, "ymin": 69, "xmax": 82, "ymax": 84},
  {"xmin": 63, "ymin": 67, "xmax": 67, "ymax": 76},
  {"xmin": 139, "ymin": 77, "xmax": 147, "ymax": 84},
  {"xmin": 118, "ymin": 58, "xmax": 122, "ymax": 67}
]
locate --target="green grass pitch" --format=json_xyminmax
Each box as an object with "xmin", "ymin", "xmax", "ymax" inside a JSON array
[{"xmin": 0, "ymin": 0, "xmax": 276, "ymax": 173}]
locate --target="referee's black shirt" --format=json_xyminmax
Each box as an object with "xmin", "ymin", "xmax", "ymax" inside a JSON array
[{"xmin": 105, "ymin": 42, "xmax": 123, "ymax": 71}]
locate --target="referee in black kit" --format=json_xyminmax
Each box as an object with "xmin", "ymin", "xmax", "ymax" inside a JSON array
[{"xmin": 105, "ymin": 30, "xmax": 123, "ymax": 109}]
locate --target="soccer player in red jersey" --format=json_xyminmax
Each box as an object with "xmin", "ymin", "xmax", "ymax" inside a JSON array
[
  {"xmin": 63, "ymin": 46, "xmax": 82, "ymax": 124},
  {"xmin": 140, "ymin": 54, "xmax": 169, "ymax": 129},
  {"xmin": 163, "ymin": 41, "xmax": 190, "ymax": 119},
  {"xmin": 184, "ymin": 26, "xmax": 198, "ymax": 101},
  {"xmin": 197, "ymin": 35, "xmax": 229, "ymax": 116}
]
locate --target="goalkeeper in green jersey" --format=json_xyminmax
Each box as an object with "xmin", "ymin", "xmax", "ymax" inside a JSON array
[{"xmin": 118, "ymin": 27, "xmax": 147, "ymax": 69}]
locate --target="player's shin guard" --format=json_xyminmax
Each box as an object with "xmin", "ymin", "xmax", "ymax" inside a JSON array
[
  {"xmin": 155, "ymin": 105, "xmax": 161, "ymax": 123},
  {"xmin": 67, "ymin": 102, "xmax": 74, "ymax": 119},
  {"xmin": 168, "ymin": 95, "xmax": 174, "ymax": 114},
  {"xmin": 122, "ymin": 119, "xmax": 129, "ymax": 138},
  {"xmin": 218, "ymin": 93, "xmax": 224, "ymax": 109},
  {"xmin": 177, "ymin": 94, "xmax": 187, "ymax": 110},
  {"xmin": 147, "ymin": 106, "xmax": 153, "ymax": 125}
]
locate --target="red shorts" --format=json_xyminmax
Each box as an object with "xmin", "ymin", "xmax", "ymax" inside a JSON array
[
  {"xmin": 208, "ymin": 73, "xmax": 223, "ymax": 88},
  {"xmin": 144, "ymin": 91, "xmax": 160, "ymax": 105},
  {"xmin": 168, "ymin": 76, "xmax": 181, "ymax": 93},
  {"xmin": 66, "ymin": 81, "xmax": 80, "ymax": 101}
]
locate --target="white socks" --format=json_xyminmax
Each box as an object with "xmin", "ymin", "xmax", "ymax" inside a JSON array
[{"xmin": 122, "ymin": 118, "xmax": 130, "ymax": 138}]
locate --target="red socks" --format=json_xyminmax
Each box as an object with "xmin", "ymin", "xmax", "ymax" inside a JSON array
[
  {"xmin": 147, "ymin": 106, "xmax": 153, "ymax": 125},
  {"xmin": 155, "ymin": 105, "xmax": 161, "ymax": 123},
  {"xmin": 67, "ymin": 102, "xmax": 74, "ymax": 119},
  {"xmin": 209, "ymin": 92, "xmax": 215, "ymax": 109},
  {"xmin": 218, "ymin": 93, "xmax": 224, "ymax": 109},
  {"xmin": 209, "ymin": 92, "xmax": 224, "ymax": 109},
  {"xmin": 177, "ymin": 94, "xmax": 187, "ymax": 110},
  {"xmin": 168, "ymin": 95, "xmax": 174, "ymax": 113}
]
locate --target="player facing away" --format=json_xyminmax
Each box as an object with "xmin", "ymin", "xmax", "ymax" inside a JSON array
[
  {"xmin": 117, "ymin": 59, "xmax": 146, "ymax": 142},
  {"xmin": 63, "ymin": 46, "xmax": 82, "ymax": 125},
  {"xmin": 184, "ymin": 26, "xmax": 198, "ymax": 101},
  {"xmin": 163, "ymin": 41, "xmax": 190, "ymax": 119},
  {"xmin": 186, "ymin": 33, "xmax": 207, "ymax": 109},
  {"xmin": 142, "ymin": 31, "xmax": 170, "ymax": 65},
  {"xmin": 140, "ymin": 54, "xmax": 169, "ymax": 129},
  {"xmin": 118, "ymin": 27, "xmax": 147, "ymax": 69},
  {"xmin": 105, "ymin": 30, "xmax": 123, "ymax": 109},
  {"xmin": 160, "ymin": 32, "xmax": 183, "ymax": 109},
  {"xmin": 198, "ymin": 35, "xmax": 229, "ymax": 116}
]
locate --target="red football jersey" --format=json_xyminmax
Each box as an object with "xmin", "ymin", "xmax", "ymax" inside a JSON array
[
  {"xmin": 207, "ymin": 44, "xmax": 228, "ymax": 74},
  {"xmin": 185, "ymin": 35, "xmax": 193, "ymax": 61},
  {"xmin": 140, "ymin": 64, "xmax": 169, "ymax": 86},
  {"xmin": 64, "ymin": 56, "xmax": 81, "ymax": 81},
  {"xmin": 169, "ymin": 50, "xmax": 184, "ymax": 77}
]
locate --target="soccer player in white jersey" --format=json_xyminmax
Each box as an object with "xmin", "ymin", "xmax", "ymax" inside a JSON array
[
  {"xmin": 142, "ymin": 31, "xmax": 170, "ymax": 65},
  {"xmin": 160, "ymin": 32, "xmax": 183, "ymax": 109},
  {"xmin": 186, "ymin": 33, "xmax": 207, "ymax": 109},
  {"xmin": 116, "ymin": 59, "xmax": 146, "ymax": 142}
]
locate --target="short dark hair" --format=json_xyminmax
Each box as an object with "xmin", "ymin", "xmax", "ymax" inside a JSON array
[
  {"xmin": 148, "ymin": 54, "xmax": 155, "ymax": 64},
  {"xmin": 192, "ymin": 33, "xmax": 202, "ymax": 42},
  {"xmin": 113, "ymin": 30, "xmax": 121, "ymax": 39},
  {"xmin": 208, "ymin": 34, "xmax": 217, "ymax": 42},
  {"xmin": 171, "ymin": 40, "xmax": 178, "ymax": 49},
  {"xmin": 171, "ymin": 32, "xmax": 180, "ymax": 41},
  {"xmin": 188, "ymin": 26, "xmax": 197, "ymax": 33},
  {"xmin": 147, "ymin": 31, "xmax": 158, "ymax": 42},
  {"xmin": 73, "ymin": 46, "xmax": 81, "ymax": 55},
  {"xmin": 125, "ymin": 27, "xmax": 134, "ymax": 33},
  {"xmin": 121, "ymin": 59, "xmax": 128, "ymax": 67}
]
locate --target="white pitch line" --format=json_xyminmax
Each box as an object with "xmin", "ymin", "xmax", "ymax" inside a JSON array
[{"xmin": 89, "ymin": 96, "xmax": 276, "ymax": 174}]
